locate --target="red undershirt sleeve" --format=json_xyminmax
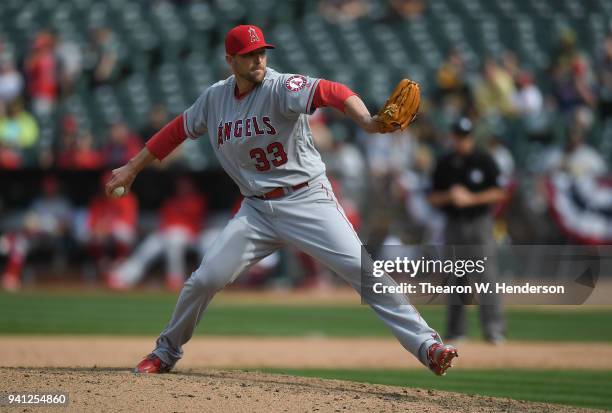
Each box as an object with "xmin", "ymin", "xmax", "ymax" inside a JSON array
[
  {"xmin": 145, "ymin": 114, "xmax": 188, "ymax": 160},
  {"xmin": 312, "ymin": 79, "xmax": 358, "ymax": 113}
]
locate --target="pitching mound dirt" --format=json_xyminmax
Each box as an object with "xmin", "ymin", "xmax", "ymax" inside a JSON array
[{"xmin": 0, "ymin": 368, "xmax": 598, "ymax": 412}]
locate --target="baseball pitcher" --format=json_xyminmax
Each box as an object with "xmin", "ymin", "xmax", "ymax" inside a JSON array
[{"xmin": 106, "ymin": 25, "xmax": 458, "ymax": 376}]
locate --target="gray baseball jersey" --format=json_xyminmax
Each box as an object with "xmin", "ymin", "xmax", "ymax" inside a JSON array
[{"xmin": 183, "ymin": 68, "xmax": 326, "ymax": 196}]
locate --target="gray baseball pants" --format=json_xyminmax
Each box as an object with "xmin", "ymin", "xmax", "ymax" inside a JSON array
[{"xmin": 153, "ymin": 175, "xmax": 441, "ymax": 367}]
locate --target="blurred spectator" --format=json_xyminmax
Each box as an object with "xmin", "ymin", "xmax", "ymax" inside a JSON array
[
  {"xmin": 58, "ymin": 131, "xmax": 105, "ymax": 170},
  {"xmin": 501, "ymin": 50, "xmax": 521, "ymax": 82},
  {"xmin": 596, "ymin": 34, "xmax": 612, "ymax": 119},
  {"xmin": 486, "ymin": 135, "xmax": 515, "ymax": 187},
  {"xmin": 551, "ymin": 58, "xmax": 597, "ymax": 115},
  {"xmin": 0, "ymin": 57, "xmax": 23, "ymax": 104},
  {"xmin": 485, "ymin": 134, "xmax": 516, "ymax": 244},
  {"xmin": 512, "ymin": 71, "xmax": 548, "ymax": 138},
  {"xmin": 435, "ymin": 48, "xmax": 470, "ymax": 111},
  {"xmin": 363, "ymin": 128, "xmax": 416, "ymax": 246},
  {"xmin": 474, "ymin": 57, "xmax": 518, "ymax": 118},
  {"xmin": 0, "ymin": 142, "xmax": 22, "ymax": 168},
  {"xmin": 552, "ymin": 29, "xmax": 590, "ymax": 77},
  {"xmin": 512, "ymin": 72, "xmax": 543, "ymax": 119},
  {"xmin": 309, "ymin": 109, "xmax": 335, "ymax": 151},
  {"xmin": 402, "ymin": 188, "xmax": 447, "ymax": 245},
  {"xmin": 55, "ymin": 35, "xmax": 83, "ymax": 96},
  {"xmin": 24, "ymin": 31, "xmax": 58, "ymax": 117},
  {"xmin": 1, "ymin": 175, "xmax": 72, "ymax": 291},
  {"xmin": 539, "ymin": 122, "xmax": 607, "ymax": 178},
  {"xmin": 325, "ymin": 133, "xmax": 366, "ymax": 206},
  {"xmin": 395, "ymin": 132, "xmax": 444, "ymax": 244},
  {"xmin": 87, "ymin": 27, "xmax": 120, "ymax": 87},
  {"xmin": 107, "ymin": 175, "xmax": 207, "ymax": 291},
  {"xmin": 73, "ymin": 132, "xmax": 105, "ymax": 169},
  {"xmin": 102, "ymin": 121, "xmax": 143, "ymax": 167},
  {"xmin": 84, "ymin": 173, "xmax": 138, "ymax": 278},
  {"xmin": 366, "ymin": 130, "xmax": 414, "ymax": 180},
  {"xmin": 319, "ymin": 0, "xmax": 370, "ymax": 24},
  {"xmin": 313, "ymin": 111, "xmax": 366, "ymax": 206},
  {"xmin": 140, "ymin": 104, "xmax": 170, "ymax": 140},
  {"xmin": 55, "ymin": 113, "xmax": 79, "ymax": 167},
  {"xmin": 140, "ymin": 105, "xmax": 185, "ymax": 167},
  {"xmin": 550, "ymin": 29, "xmax": 596, "ymax": 115},
  {"xmin": 0, "ymin": 99, "xmax": 39, "ymax": 149},
  {"xmin": 389, "ymin": 0, "xmax": 426, "ymax": 19}
]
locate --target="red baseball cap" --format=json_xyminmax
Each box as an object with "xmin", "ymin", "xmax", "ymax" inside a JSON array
[{"xmin": 225, "ymin": 25, "xmax": 275, "ymax": 56}]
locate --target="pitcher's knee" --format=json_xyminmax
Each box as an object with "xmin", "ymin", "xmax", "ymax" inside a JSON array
[{"xmin": 188, "ymin": 266, "xmax": 228, "ymax": 292}]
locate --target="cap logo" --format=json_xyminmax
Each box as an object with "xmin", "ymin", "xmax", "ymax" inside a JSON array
[
  {"xmin": 248, "ymin": 27, "xmax": 259, "ymax": 43},
  {"xmin": 285, "ymin": 75, "xmax": 307, "ymax": 92}
]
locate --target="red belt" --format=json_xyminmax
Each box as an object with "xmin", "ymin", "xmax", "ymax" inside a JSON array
[{"xmin": 254, "ymin": 181, "xmax": 309, "ymax": 200}]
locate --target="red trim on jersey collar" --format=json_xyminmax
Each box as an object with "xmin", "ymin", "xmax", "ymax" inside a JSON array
[{"xmin": 234, "ymin": 83, "xmax": 252, "ymax": 100}]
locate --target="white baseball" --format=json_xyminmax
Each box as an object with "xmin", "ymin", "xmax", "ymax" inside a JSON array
[{"xmin": 112, "ymin": 186, "xmax": 126, "ymax": 197}]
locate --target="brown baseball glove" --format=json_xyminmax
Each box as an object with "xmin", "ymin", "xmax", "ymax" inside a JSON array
[{"xmin": 376, "ymin": 79, "xmax": 420, "ymax": 133}]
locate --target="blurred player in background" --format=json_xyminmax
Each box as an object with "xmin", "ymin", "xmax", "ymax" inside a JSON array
[
  {"xmin": 107, "ymin": 175, "xmax": 207, "ymax": 291},
  {"xmin": 1, "ymin": 175, "xmax": 72, "ymax": 291},
  {"xmin": 85, "ymin": 172, "xmax": 138, "ymax": 279},
  {"xmin": 428, "ymin": 118, "xmax": 507, "ymax": 344}
]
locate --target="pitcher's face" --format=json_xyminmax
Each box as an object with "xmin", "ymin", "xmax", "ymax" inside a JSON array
[{"xmin": 227, "ymin": 48, "xmax": 267, "ymax": 84}]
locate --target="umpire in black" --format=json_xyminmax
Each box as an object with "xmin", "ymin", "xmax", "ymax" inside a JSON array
[{"xmin": 428, "ymin": 117, "xmax": 506, "ymax": 344}]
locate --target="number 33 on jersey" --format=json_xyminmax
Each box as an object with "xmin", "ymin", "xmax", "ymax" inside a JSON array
[{"xmin": 182, "ymin": 68, "xmax": 326, "ymax": 197}]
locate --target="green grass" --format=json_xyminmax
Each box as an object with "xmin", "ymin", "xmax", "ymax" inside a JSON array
[
  {"xmin": 256, "ymin": 368, "xmax": 612, "ymax": 411},
  {"xmin": 0, "ymin": 291, "xmax": 611, "ymax": 341}
]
